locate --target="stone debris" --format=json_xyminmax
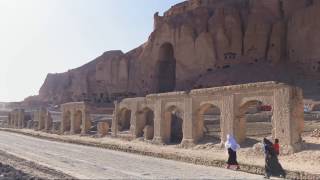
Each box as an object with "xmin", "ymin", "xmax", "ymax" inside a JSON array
[
  {"xmin": 311, "ymin": 129, "xmax": 320, "ymax": 137},
  {"xmin": 0, "ymin": 163, "xmax": 35, "ymax": 180}
]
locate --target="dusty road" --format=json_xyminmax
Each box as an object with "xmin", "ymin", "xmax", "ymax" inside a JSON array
[{"xmin": 0, "ymin": 131, "xmax": 266, "ymax": 179}]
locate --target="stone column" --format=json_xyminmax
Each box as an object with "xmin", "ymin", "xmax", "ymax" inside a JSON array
[
  {"xmin": 60, "ymin": 111, "xmax": 65, "ymax": 134},
  {"xmin": 111, "ymin": 101, "xmax": 119, "ymax": 137},
  {"xmin": 81, "ymin": 109, "xmax": 91, "ymax": 135},
  {"xmin": 273, "ymin": 86, "xmax": 304, "ymax": 154},
  {"xmin": 14, "ymin": 112, "xmax": 19, "ymax": 128},
  {"xmin": 129, "ymin": 105, "xmax": 138, "ymax": 138},
  {"xmin": 38, "ymin": 108, "xmax": 46, "ymax": 130},
  {"xmin": 152, "ymin": 99, "xmax": 165, "ymax": 144},
  {"xmin": 45, "ymin": 112, "xmax": 53, "ymax": 131},
  {"xmin": 220, "ymin": 95, "xmax": 235, "ymax": 144},
  {"xmin": 8, "ymin": 113, "xmax": 12, "ymax": 128},
  {"xmin": 181, "ymin": 96, "xmax": 195, "ymax": 146},
  {"xmin": 12, "ymin": 113, "xmax": 15, "ymax": 128},
  {"xmin": 70, "ymin": 110, "xmax": 75, "ymax": 134},
  {"xmin": 17, "ymin": 109, "xmax": 25, "ymax": 129},
  {"xmin": 12, "ymin": 112, "xmax": 15, "ymax": 128}
]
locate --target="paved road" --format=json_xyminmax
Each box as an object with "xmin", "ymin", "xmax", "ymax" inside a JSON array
[{"xmin": 0, "ymin": 131, "xmax": 265, "ymax": 179}]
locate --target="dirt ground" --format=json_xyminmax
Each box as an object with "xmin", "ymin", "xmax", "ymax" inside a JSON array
[
  {"xmin": 0, "ymin": 149, "xmax": 73, "ymax": 179},
  {"xmin": 4, "ymin": 120, "xmax": 319, "ymax": 177},
  {"xmin": 197, "ymin": 120, "xmax": 320, "ymax": 174}
]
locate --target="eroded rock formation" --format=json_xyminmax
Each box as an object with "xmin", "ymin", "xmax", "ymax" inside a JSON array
[{"xmin": 28, "ymin": 0, "xmax": 320, "ymax": 105}]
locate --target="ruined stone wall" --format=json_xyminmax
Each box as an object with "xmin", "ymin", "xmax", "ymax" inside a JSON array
[{"xmin": 114, "ymin": 81, "xmax": 304, "ymax": 153}]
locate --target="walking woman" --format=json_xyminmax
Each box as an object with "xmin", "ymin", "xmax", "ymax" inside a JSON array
[
  {"xmin": 263, "ymin": 138, "xmax": 286, "ymax": 179},
  {"xmin": 225, "ymin": 134, "xmax": 240, "ymax": 170}
]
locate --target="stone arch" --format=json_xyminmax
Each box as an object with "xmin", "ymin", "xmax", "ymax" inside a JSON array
[
  {"xmin": 118, "ymin": 108, "xmax": 131, "ymax": 132},
  {"xmin": 74, "ymin": 110, "xmax": 82, "ymax": 134},
  {"xmin": 196, "ymin": 103, "xmax": 221, "ymax": 144},
  {"xmin": 136, "ymin": 107, "xmax": 155, "ymax": 140},
  {"xmin": 164, "ymin": 106, "xmax": 183, "ymax": 144},
  {"xmin": 157, "ymin": 42, "xmax": 176, "ymax": 93},
  {"xmin": 62, "ymin": 111, "xmax": 71, "ymax": 133},
  {"xmin": 235, "ymin": 100, "xmax": 273, "ymax": 145}
]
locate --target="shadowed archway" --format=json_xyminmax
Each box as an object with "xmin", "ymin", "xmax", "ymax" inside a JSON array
[{"xmin": 118, "ymin": 108, "xmax": 131, "ymax": 132}]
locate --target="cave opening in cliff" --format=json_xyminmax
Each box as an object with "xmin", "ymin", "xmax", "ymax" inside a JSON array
[
  {"xmin": 198, "ymin": 104, "xmax": 221, "ymax": 144},
  {"xmin": 157, "ymin": 43, "xmax": 176, "ymax": 93},
  {"xmin": 235, "ymin": 100, "xmax": 273, "ymax": 147},
  {"xmin": 118, "ymin": 108, "xmax": 131, "ymax": 132}
]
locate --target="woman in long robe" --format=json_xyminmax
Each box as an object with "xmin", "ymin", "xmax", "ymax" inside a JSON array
[
  {"xmin": 225, "ymin": 134, "xmax": 240, "ymax": 169},
  {"xmin": 263, "ymin": 138, "xmax": 286, "ymax": 179}
]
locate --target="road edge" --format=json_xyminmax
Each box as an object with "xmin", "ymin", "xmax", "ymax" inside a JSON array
[
  {"xmin": 0, "ymin": 149, "xmax": 75, "ymax": 179},
  {"xmin": 1, "ymin": 128, "xmax": 318, "ymax": 180}
]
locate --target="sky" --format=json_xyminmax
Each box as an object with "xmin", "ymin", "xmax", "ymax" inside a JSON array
[{"xmin": 0, "ymin": 0, "xmax": 183, "ymax": 102}]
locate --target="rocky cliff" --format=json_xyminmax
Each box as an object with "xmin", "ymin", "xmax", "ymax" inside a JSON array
[{"xmin": 27, "ymin": 0, "xmax": 320, "ymax": 105}]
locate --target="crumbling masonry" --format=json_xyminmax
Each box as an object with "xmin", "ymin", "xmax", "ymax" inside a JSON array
[
  {"xmin": 112, "ymin": 82, "xmax": 304, "ymax": 153},
  {"xmin": 61, "ymin": 102, "xmax": 92, "ymax": 135}
]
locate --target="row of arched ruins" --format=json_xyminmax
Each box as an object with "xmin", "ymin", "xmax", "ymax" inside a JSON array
[
  {"xmin": 111, "ymin": 82, "xmax": 304, "ymax": 153},
  {"xmin": 7, "ymin": 82, "xmax": 304, "ymax": 153}
]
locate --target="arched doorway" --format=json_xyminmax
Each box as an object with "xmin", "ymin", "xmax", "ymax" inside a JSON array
[
  {"xmin": 118, "ymin": 108, "xmax": 131, "ymax": 132},
  {"xmin": 235, "ymin": 100, "xmax": 273, "ymax": 146},
  {"xmin": 63, "ymin": 111, "xmax": 71, "ymax": 133},
  {"xmin": 157, "ymin": 43, "xmax": 176, "ymax": 93},
  {"xmin": 197, "ymin": 104, "xmax": 221, "ymax": 144},
  {"xmin": 165, "ymin": 106, "xmax": 183, "ymax": 144},
  {"xmin": 136, "ymin": 108, "xmax": 154, "ymax": 140},
  {"xmin": 74, "ymin": 110, "xmax": 82, "ymax": 134}
]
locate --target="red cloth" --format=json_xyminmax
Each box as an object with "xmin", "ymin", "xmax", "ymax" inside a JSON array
[{"xmin": 273, "ymin": 143, "xmax": 280, "ymax": 155}]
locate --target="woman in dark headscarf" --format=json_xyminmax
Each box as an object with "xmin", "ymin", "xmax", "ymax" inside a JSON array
[
  {"xmin": 225, "ymin": 134, "xmax": 240, "ymax": 170},
  {"xmin": 263, "ymin": 138, "xmax": 286, "ymax": 179}
]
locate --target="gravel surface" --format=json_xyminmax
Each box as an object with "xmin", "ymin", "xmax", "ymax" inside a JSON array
[
  {"xmin": 0, "ymin": 162, "xmax": 34, "ymax": 180},
  {"xmin": 0, "ymin": 149, "xmax": 73, "ymax": 179}
]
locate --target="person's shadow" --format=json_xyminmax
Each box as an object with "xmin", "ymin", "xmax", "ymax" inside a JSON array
[{"xmin": 302, "ymin": 142, "xmax": 320, "ymax": 151}]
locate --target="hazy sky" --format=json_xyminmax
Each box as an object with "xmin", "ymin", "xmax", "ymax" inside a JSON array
[{"xmin": 0, "ymin": 0, "xmax": 183, "ymax": 102}]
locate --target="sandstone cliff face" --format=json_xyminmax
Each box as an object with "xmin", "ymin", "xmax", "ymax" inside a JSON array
[
  {"xmin": 38, "ymin": 50, "xmax": 130, "ymax": 104},
  {"xmin": 31, "ymin": 0, "xmax": 320, "ymax": 105}
]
